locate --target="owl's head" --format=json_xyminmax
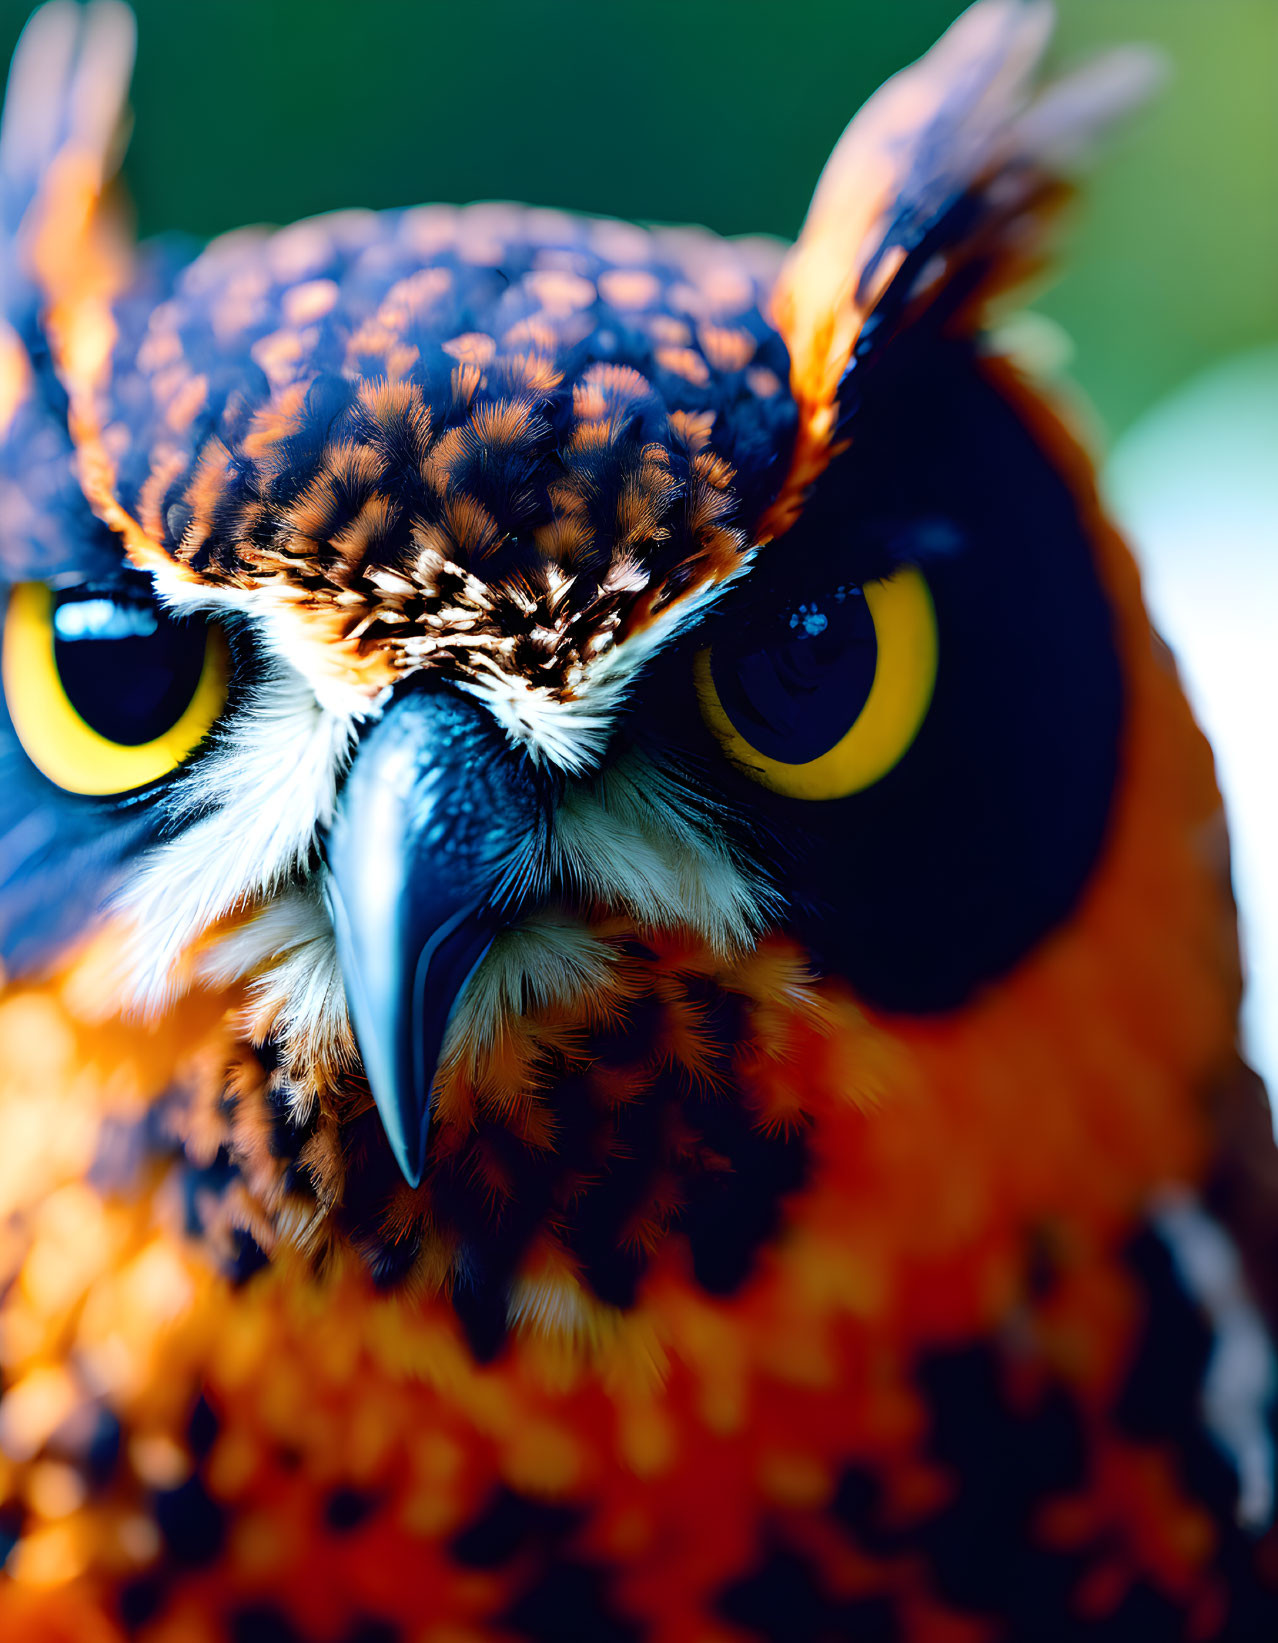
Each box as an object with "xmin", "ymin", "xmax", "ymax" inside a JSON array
[{"xmin": 1, "ymin": 2, "xmax": 1180, "ymax": 1324}]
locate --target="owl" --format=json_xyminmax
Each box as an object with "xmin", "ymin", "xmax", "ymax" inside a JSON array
[{"xmin": 1, "ymin": 1, "xmax": 1276, "ymax": 1639}]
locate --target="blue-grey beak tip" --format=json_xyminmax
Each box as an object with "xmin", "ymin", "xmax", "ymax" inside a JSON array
[{"xmin": 322, "ymin": 686, "xmax": 539, "ymax": 1188}]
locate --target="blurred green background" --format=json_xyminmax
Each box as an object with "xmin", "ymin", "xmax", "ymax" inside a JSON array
[{"xmin": 2, "ymin": 0, "xmax": 1274, "ymax": 439}]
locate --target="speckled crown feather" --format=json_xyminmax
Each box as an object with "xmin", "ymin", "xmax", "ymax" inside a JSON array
[{"xmin": 68, "ymin": 207, "xmax": 800, "ymax": 702}]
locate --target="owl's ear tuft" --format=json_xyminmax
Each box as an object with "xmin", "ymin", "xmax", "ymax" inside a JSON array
[
  {"xmin": 1, "ymin": 0, "xmax": 137, "ymax": 393},
  {"xmin": 761, "ymin": 0, "xmax": 1163, "ymax": 542},
  {"xmin": 0, "ymin": 3, "xmax": 140, "ymax": 584}
]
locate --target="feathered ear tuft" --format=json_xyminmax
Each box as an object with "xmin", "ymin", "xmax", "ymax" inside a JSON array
[
  {"xmin": 760, "ymin": 0, "xmax": 1163, "ymax": 541},
  {"xmin": 0, "ymin": 2, "xmax": 138, "ymax": 588},
  {"xmin": 0, "ymin": 0, "xmax": 136, "ymax": 422}
]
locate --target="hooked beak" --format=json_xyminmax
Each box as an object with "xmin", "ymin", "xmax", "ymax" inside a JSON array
[{"xmin": 323, "ymin": 686, "xmax": 542, "ymax": 1187}]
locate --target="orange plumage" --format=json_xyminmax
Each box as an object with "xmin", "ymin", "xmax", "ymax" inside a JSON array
[{"xmin": 0, "ymin": 4, "xmax": 1274, "ymax": 1640}]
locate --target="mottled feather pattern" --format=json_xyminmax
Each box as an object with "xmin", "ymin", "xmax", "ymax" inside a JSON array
[
  {"xmin": 0, "ymin": 2, "xmax": 1275, "ymax": 1640},
  {"xmin": 82, "ymin": 207, "xmax": 798, "ymax": 712}
]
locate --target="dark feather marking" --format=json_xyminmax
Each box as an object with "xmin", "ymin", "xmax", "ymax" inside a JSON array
[
  {"xmin": 719, "ymin": 1546, "xmax": 900, "ymax": 1643},
  {"xmin": 713, "ymin": 1228, "xmax": 1278, "ymax": 1640}
]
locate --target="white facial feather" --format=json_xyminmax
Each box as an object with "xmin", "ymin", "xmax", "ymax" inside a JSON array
[
  {"xmin": 197, "ymin": 885, "xmax": 354, "ymax": 1112},
  {"xmin": 116, "ymin": 658, "xmax": 355, "ymax": 1013},
  {"xmin": 150, "ymin": 569, "xmax": 378, "ymax": 721},
  {"xmin": 194, "ymin": 883, "xmax": 330, "ymax": 990},
  {"xmin": 537, "ymin": 751, "xmax": 775, "ymax": 956},
  {"xmin": 441, "ymin": 913, "xmax": 623, "ymax": 1071},
  {"xmin": 464, "ymin": 559, "xmax": 753, "ymax": 777}
]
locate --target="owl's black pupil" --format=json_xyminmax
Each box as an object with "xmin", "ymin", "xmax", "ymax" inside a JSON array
[
  {"xmin": 52, "ymin": 595, "xmax": 207, "ymax": 746},
  {"xmin": 710, "ymin": 587, "xmax": 878, "ymax": 763}
]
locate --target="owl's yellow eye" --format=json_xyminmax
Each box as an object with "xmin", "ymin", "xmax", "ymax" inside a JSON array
[
  {"xmin": 2, "ymin": 581, "xmax": 228, "ymax": 796},
  {"xmin": 695, "ymin": 566, "xmax": 937, "ymax": 800}
]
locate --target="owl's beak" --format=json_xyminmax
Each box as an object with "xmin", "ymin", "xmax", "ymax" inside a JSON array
[{"xmin": 322, "ymin": 686, "xmax": 541, "ymax": 1188}]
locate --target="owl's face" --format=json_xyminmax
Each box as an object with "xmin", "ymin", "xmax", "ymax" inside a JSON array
[{"xmin": 1, "ymin": 3, "xmax": 1196, "ymax": 1331}]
